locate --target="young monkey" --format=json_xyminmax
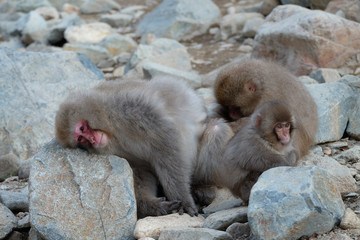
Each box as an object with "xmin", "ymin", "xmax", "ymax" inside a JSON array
[{"xmin": 220, "ymin": 100, "xmax": 298, "ymax": 202}]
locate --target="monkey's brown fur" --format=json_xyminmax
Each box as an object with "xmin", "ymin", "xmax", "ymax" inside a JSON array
[
  {"xmin": 221, "ymin": 100, "xmax": 298, "ymax": 202},
  {"xmin": 214, "ymin": 58, "xmax": 318, "ymax": 159}
]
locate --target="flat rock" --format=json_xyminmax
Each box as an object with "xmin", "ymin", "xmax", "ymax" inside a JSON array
[
  {"xmin": 202, "ymin": 207, "xmax": 248, "ymax": 230},
  {"xmin": 158, "ymin": 227, "xmax": 232, "ymax": 240},
  {"xmin": 134, "ymin": 213, "xmax": 205, "ymax": 239}
]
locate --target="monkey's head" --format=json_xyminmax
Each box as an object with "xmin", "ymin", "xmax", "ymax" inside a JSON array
[
  {"xmin": 55, "ymin": 92, "xmax": 112, "ymax": 153},
  {"xmin": 214, "ymin": 64, "xmax": 262, "ymax": 120},
  {"xmin": 252, "ymin": 100, "xmax": 296, "ymax": 150}
]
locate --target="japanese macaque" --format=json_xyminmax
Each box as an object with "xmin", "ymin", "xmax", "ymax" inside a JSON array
[
  {"xmin": 55, "ymin": 77, "xmax": 207, "ymax": 218},
  {"xmin": 214, "ymin": 58, "xmax": 318, "ymax": 160},
  {"xmin": 221, "ymin": 100, "xmax": 298, "ymax": 202},
  {"xmin": 192, "ymin": 118, "xmax": 234, "ymax": 206}
]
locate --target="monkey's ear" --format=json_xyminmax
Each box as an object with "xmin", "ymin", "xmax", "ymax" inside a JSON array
[
  {"xmin": 245, "ymin": 82, "xmax": 256, "ymax": 92},
  {"xmin": 255, "ymin": 114, "xmax": 262, "ymax": 128}
]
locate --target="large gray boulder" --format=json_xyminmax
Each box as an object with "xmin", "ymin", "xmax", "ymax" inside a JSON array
[
  {"xmin": 136, "ymin": 0, "xmax": 220, "ymax": 41},
  {"xmin": 252, "ymin": 5, "xmax": 360, "ymax": 76},
  {"xmin": 0, "ymin": 47, "xmax": 103, "ymax": 161},
  {"xmin": 29, "ymin": 140, "xmax": 137, "ymax": 240},
  {"xmin": 248, "ymin": 166, "xmax": 345, "ymax": 240}
]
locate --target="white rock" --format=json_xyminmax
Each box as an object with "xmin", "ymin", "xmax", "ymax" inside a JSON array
[
  {"xmin": 134, "ymin": 213, "xmax": 205, "ymax": 239},
  {"xmin": 64, "ymin": 22, "xmax": 113, "ymax": 44}
]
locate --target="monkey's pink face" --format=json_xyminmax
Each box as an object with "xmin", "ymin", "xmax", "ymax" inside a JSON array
[
  {"xmin": 274, "ymin": 122, "xmax": 291, "ymax": 145},
  {"xmin": 74, "ymin": 121, "xmax": 108, "ymax": 149}
]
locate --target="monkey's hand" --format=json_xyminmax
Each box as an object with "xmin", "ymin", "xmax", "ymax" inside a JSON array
[
  {"xmin": 152, "ymin": 197, "xmax": 182, "ymax": 216},
  {"xmin": 178, "ymin": 203, "xmax": 199, "ymax": 217}
]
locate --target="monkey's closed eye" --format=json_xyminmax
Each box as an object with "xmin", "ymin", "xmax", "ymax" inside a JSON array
[
  {"xmin": 80, "ymin": 126, "xmax": 84, "ymax": 132},
  {"xmin": 77, "ymin": 136, "xmax": 83, "ymax": 142}
]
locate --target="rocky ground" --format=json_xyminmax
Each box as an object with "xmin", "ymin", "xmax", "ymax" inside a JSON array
[{"xmin": 1, "ymin": 0, "xmax": 360, "ymax": 239}]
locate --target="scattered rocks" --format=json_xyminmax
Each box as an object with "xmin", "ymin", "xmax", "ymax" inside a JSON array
[
  {"xmin": 0, "ymin": 0, "xmax": 360, "ymax": 239},
  {"xmin": 248, "ymin": 166, "xmax": 345, "ymax": 240},
  {"xmin": 29, "ymin": 140, "xmax": 136, "ymax": 239},
  {"xmin": 136, "ymin": 0, "xmax": 220, "ymax": 41},
  {"xmin": 220, "ymin": 12, "xmax": 264, "ymax": 40}
]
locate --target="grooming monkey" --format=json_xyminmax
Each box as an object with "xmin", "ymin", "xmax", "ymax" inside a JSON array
[
  {"xmin": 194, "ymin": 100, "xmax": 298, "ymax": 203},
  {"xmin": 214, "ymin": 58, "xmax": 318, "ymax": 160},
  {"xmin": 55, "ymin": 77, "xmax": 207, "ymax": 218}
]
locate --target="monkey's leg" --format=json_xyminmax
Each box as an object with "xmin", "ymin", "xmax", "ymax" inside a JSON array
[
  {"xmin": 238, "ymin": 171, "xmax": 261, "ymax": 203},
  {"xmin": 152, "ymin": 159, "xmax": 198, "ymax": 216},
  {"xmin": 133, "ymin": 168, "xmax": 182, "ymax": 219}
]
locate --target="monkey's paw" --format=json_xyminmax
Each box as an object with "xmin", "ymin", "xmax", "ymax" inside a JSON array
[
  {"xmin": 153, "ymin": 197, "xmax": 182, "ymax": 216},
  {"xmin": 178, "ymin": 203, "xmax": 199, "ymax": 217}
]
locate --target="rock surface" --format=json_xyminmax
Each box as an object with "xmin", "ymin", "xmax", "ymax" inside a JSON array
[
  {"xmin": 0, "ymin": 203, "xmax": 17, "ymax": 239},
  {"xmin": 252, "ymin": 5, "xmax": 360, "ymax": 76},
  {"xmin": 0, "ymin": 47, "xmax": 103, "ymax": 161},
  {"xmin": 158, "ymin": 227, "xmax": 232, "ymax": 240},
  {"xmin": 248, "ymin": 166, "xmax": 345, "ymax": 240},
  {"xmin": 134, "ymin": 213, "xmax": 205, "ymax": 239},
  {"xmin": 29, "ymin": 140, "xmax": 136, "ymax": 240}
]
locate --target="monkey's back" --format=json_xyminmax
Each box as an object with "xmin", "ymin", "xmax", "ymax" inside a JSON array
[{"xmin": 97, "ymin": 77, "xmax": 207, "ymax": 167}]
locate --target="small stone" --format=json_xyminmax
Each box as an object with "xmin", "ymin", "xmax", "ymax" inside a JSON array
[
  {"xmin": 226, "ymin": 222, "xmax": 251, "ymax": 240},
  {"xmin": 202, "ymin": 207, "xmax": 248, "ymax": 230},
  {"xmin": 64, "ymin": 22, "xmax": 113, "ymax": 45},
  {"xmin": 62, "ymin": 3, "xmax": 80, "ymax": 14},
  {"xmin": 35, "ymin": 6, "xmax": 59, "ymax": 20},
  {"xmin": 340, "ymin": 208, "xmax": 360, "ymax": 230},
  {"xmin": 134, "ymin": 213, "xmax": 205, "ymax": 239},
  {"xmin": 323, "ymin": 147, "xmax": 332, "ymax": 155},
  {"xmin": 113, "ymin": 66, "xmax": 125, "ymax": 77}
]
